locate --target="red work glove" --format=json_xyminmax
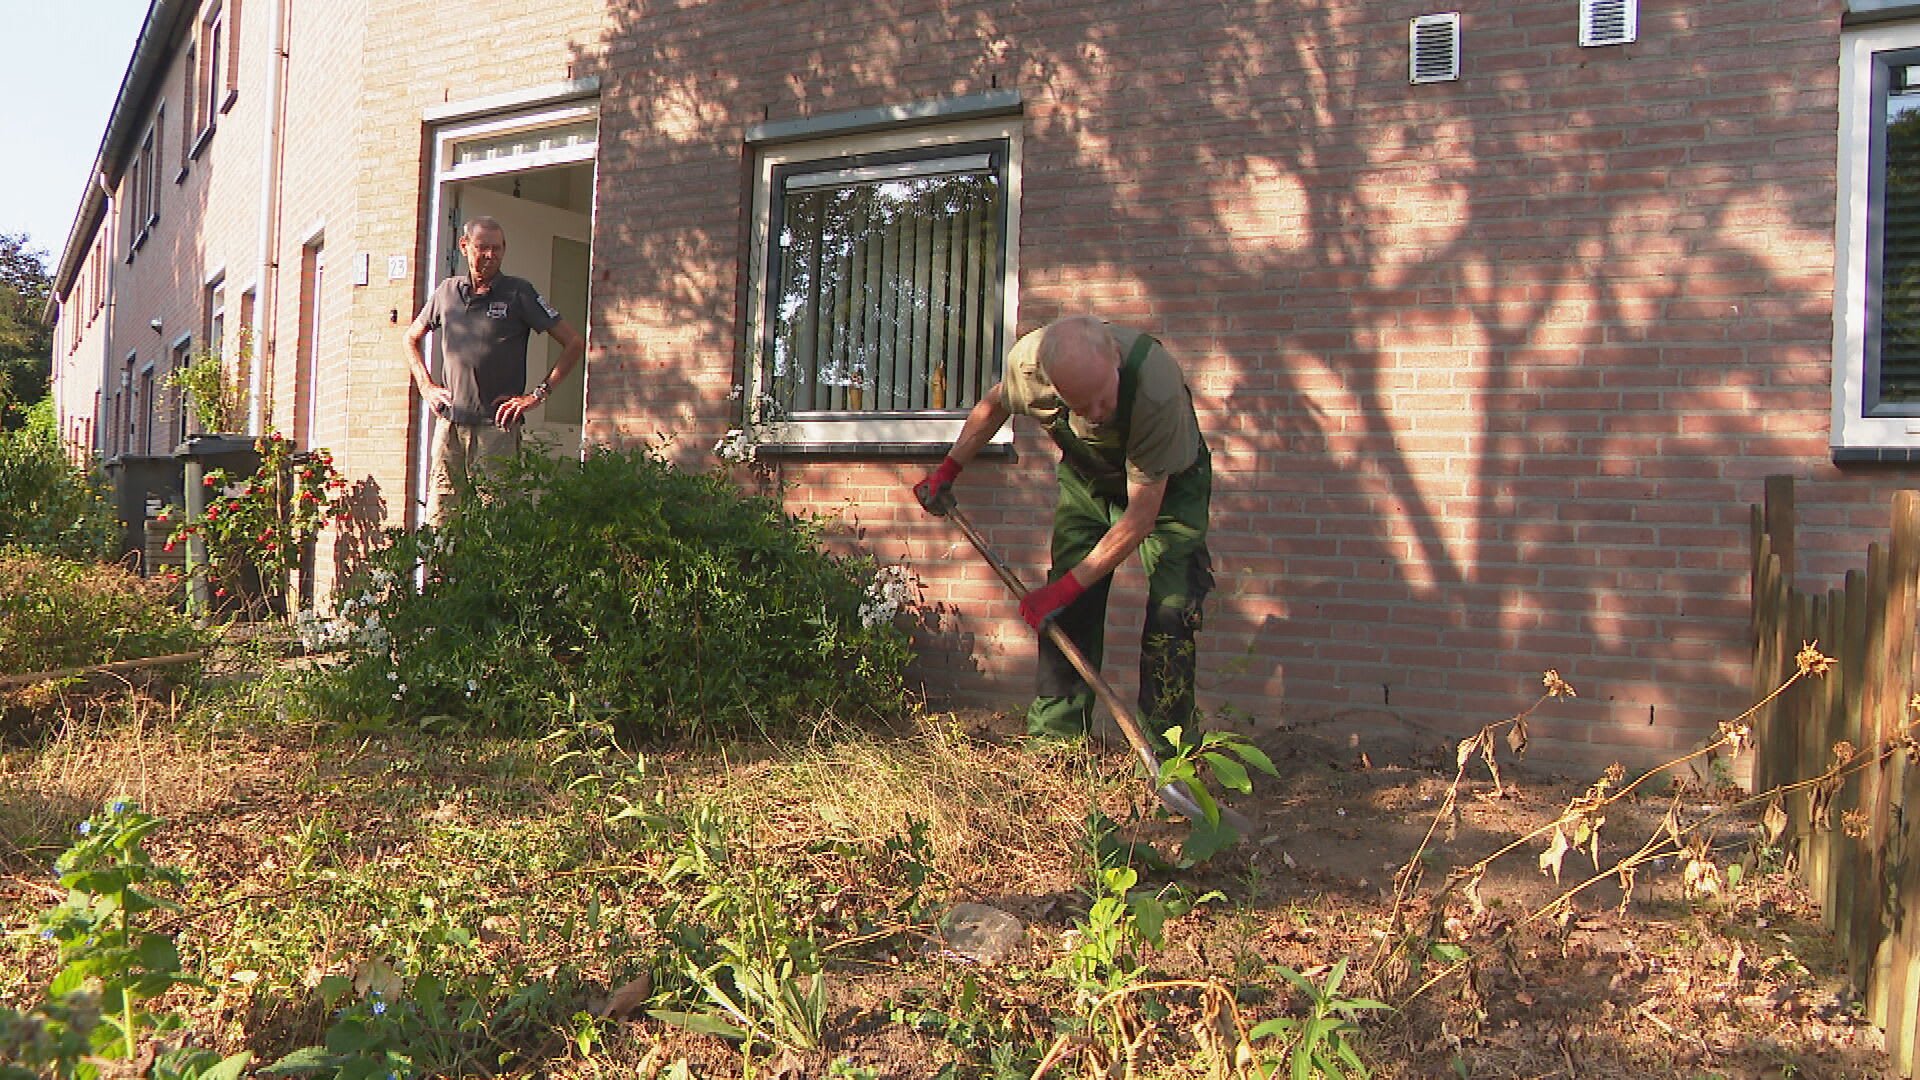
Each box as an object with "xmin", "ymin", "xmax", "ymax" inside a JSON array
[
  {"xmin": 1020, "ymin": 573, "xmax": 1086, "ymax": 630},
  {"xmin": 912, "ymin": 456, "xmax": 963, "ymax": 516}
]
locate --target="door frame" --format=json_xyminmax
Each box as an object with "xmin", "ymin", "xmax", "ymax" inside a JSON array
[{"xmin": 412, "ymin": 96, "xmax": 600, "ymax": 528}]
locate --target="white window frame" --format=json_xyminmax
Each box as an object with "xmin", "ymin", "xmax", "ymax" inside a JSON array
[
  {"xmin": 1835, "ymin": 21, "xmax": 1920, "ymax": 454},
  {"xmin": 744, "ymin": 113, "xmax": 1022, "ymax": 450}
]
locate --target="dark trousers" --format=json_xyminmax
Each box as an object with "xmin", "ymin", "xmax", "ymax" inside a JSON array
[{"xmin": 1026, "ymin": 452, "xmax": 1212, "ymax": 750}]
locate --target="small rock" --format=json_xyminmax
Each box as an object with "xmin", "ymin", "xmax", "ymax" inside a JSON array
[{"xmin": 937, "ymin": 903, "xmax": 1025, "ymax": 965}]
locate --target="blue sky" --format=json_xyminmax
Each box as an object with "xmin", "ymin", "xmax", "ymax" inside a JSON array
[{"xmin": 1, "ymin": 1, "xmax": 154, "ymax": 268}]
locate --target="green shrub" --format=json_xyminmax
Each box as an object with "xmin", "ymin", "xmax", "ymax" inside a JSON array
[
  {"xmin": 0, "ymin": 551, "xmax": 210, "ymax": 675},
  {"xmin": 307, "ymin": 447, "xmax": 912, "ymax": 738},
  {"xmin": 0, "ymin": 398, "xmax": 118, "ymax": 561}
]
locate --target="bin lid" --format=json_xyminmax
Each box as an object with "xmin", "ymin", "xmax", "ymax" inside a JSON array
[{"xmin": 174, "ymin": 434, "xmax": 258, "ymax": 459}]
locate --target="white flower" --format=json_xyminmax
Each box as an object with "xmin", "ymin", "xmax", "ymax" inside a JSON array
[
  {"xmin": 714, "ymin": 428, "xmax": 757, "ymax": 464},
  {"xmin": 727, "ymin": 384, "xmax": 745, "ymax": 402},
  {"xmin": 858, "ymin": 565, "xmax": 919, "ymax": 627}
]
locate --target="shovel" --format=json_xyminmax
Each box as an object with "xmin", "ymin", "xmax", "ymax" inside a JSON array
[{"xmin": 943, "ymin": 502, "xmax": 1254, "ymax": 841}]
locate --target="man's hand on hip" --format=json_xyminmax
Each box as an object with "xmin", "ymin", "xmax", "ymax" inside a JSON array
[
  {"xmin": 913, "ymin": 456, "xmax": 963, "ymax": 516},
  {"xmin": 1020, "ymin": 573, "xmax": 1086, "ymax": 630},
  {"xmin": 493, "ymin": 394, "xmax": 540, "ymax": 428}
]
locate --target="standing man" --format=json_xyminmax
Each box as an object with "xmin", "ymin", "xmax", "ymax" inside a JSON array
[
  {"xmin": 404, "ymin": 215, "xmax": 586, "ymax": 525},
  {"xmin": 913, "ymin": 314, "xmax": 1214, "ymax": 751}
]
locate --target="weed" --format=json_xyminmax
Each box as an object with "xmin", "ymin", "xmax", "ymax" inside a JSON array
[
  {"xmin": 0, "ymin": 552, "xmax": 210, "ymax": 676},
  {"xmin": 1247, "ymin": 959, "xmax": 1390, "ymax": 1079},
  {"xmin": 1, "ymin": 800, "xmax": 251, "ymax": 1080}
]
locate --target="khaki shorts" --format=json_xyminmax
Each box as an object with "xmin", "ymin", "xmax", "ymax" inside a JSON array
[{"xmin": 425, "ymin": 420, "xmax": 520, "ymax": 526}]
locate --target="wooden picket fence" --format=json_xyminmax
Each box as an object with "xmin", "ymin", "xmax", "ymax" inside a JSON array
[{"xmin": 1751, "ymin": 474, "xmax": 1920, "ymax": 1075}]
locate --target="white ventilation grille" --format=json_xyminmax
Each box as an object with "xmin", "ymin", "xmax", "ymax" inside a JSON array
[
  {"xmin": 1409, "ymin": 13, "xmax": 1461, "ymax": 84},
  {"xmin": 1579, "ymin": 0, "xmax": 1636, "ymax": 46}
]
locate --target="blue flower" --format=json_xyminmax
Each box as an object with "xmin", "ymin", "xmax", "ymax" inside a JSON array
[
  {"xmin": 39, "ymin": 929, "xmax": 54, "ymax": 940},
  {"xmin": 109, "ymin": 800, "xmax": 127, "ymax": 815},
  {"xmin": 372, "ymin": 1001, "xmax": 387, "ymax": 1015},
  {"xmin": 77, "ymin": 821, "xmax": 91, "ymax": 836}
]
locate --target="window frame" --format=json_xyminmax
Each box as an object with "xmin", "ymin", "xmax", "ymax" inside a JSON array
[
  {"xmin": 194, "ymin": 1, "xmax": 224, "ymax": 153},
  {"xmin": 743, "ymin": 110, "xmax": 1022, "ymax": 452},
  {"xmin": 1835, "ymin": 21, "xmax": 1920, "ymax": 457}
]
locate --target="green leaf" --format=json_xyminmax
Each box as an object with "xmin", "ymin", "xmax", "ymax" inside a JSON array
[
  {"xmin": 1202, "ymin": 752, "xmax": 1252, "ymax": 793},
  {"xmin": 1249, "ymin": 1017, "xmax": 1298, "ymax": 1041},
  {"xmin": 194, "ymin": 1052, "xmax": 256, "ymax": 1080},
  {"xmin": 648, "ymin": 1008, "xmax": 750, "ymax": 1041},
  {"xmin": 1428, "ymin": 942, "xmax": 1469, "ymax": 964},
  {"xmin": 316, "ymin": 974, "xmax": 353, "ymax": 1006},
  {"xmin": 115, "ymin": 817, "xmax": 166, "ymax": 850},
  {"xmin": 1129, "ymin": 895, "xmax": 1171, "ymax": 947},
  {"xmin": 1179, "ymin": 812, "xmax": 1240, "ymax": 866},
  {"xmin": 1229, "ymin": 740, "xmax": 1281, "ymax": 777},
  {"xmin": 137, "ymin": 931, "xmax": 180, "ymax": 974}
]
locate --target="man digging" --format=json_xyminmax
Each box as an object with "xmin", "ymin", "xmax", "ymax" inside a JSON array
[{"xmin": 913, "ymin": 314, "xmax": 1215, "ymax": 752}]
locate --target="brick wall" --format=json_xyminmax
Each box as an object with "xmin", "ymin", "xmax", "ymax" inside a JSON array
[{"xmin": 579, "ymin": 0, "xmax": 1864, "ymax": 772}]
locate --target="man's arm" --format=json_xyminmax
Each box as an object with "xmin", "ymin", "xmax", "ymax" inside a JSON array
[
  {"xmin": 495, "ymin": 318, "xmax": 587, "ymax": 427},
  {"xmin": 1017, "ymin": 473, "xmax": 1168, "ymax": 629},
  {"xmin": 403, "ymin": 317, "xmax": 453, "ymax": 412},
  {"xmin": 911, "ymin": 382, "xmax": 1010, "ymax": 514},
  {"xmin": 949, "ymin": 382, "xmax": 1010, "ymax": 465},
  {"xmin": 1065, "ymin": 474, "xmax": 1167, "ymax": 587}
]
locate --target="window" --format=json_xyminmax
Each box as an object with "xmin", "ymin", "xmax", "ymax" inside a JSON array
[
  {"xmin": 745, "ymin": 108, "xmax": 1021, "ymax": 449},
  {"xmin": 170, "ymin": 336, "xmax": 193, "ymax": 444},
  {"xmin": 237, "ymin": 286, "xmax": 256, "ymax": 425},
  {"xmin": 219, "ymin": 1, "xmax": 240, "ymax": 113},
  {"xmin": 205, "ymin": 276, "xmax": 226, "ymax": 360},
  {"xmin": 180, "ymin": 43, "xmax": 197, "ymax": 171},
  {"xmin": 126, "ymin": 113, "xmax": 163, "ymax": 255},
  {"xmin": 196, "ymin": 2, "xmax": 224, "ymax": 147},
  {"xmin": 1836, "ymin": 23, "xmax": 1920, "ymax": 456},
  {"xmin": 296, "ymin": 238, "xmax": 324, "ymax": 448},
  {"xmin": 138, "ymin": 362, "xmax": 156, "ymax": 456}
]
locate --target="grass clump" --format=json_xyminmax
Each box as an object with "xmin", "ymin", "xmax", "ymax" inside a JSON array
[
  {"xmin": 305, "ymin": 447, "xmax": 913, "ymax": 738},
  {"xmin": 0, "ymin": 551, "xmax": 208, "ymax": 676}
]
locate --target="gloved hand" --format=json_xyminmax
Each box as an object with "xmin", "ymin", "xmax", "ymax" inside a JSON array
[
  {"xmin": 1019, "ymin": 572, "xmax": 1086, "ymax": 630},
  {"xmin": 912, "ymin": 456, "xmax": 963, "ymax": 516}
]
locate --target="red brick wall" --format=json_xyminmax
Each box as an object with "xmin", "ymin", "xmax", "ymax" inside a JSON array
[{"xmin": 582, "ymin": 0, "xmax": 1864, "ymax": 771}]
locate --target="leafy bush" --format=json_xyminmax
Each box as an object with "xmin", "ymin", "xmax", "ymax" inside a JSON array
[
  {"xmin": 0, "ymin": 398, "xmax": 118, "ymax": 561},
  {"xmin": 307, "ymin": 447, "xmax": 912, "ymax": 737},
  {"xmin": 166, "ymin": 433, "xmax": 349, "ymax": 609},
  {"xmin": 0, "ymin": 551, "xmax": 210, "ymax": 675}
]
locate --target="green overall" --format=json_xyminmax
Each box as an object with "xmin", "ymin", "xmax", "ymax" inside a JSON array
[{"xmin": 1026, "ymin": 333, "xmax": 1214, "ymax": 749}]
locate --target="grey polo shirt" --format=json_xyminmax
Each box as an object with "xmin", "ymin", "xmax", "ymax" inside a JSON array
[{"xmin": 412, "ymin": 273, "xmax": 560, "ymax": 421}]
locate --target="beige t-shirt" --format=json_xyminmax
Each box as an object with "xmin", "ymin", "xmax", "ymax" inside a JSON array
[{"xmin": 1001, "ymin": 323, "xmax": 1201, "ymax": 485}]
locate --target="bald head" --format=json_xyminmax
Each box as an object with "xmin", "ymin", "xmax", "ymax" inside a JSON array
[{"xmin": 1038, "ymin": 315, "xmax": 1122, "ymax": 424}]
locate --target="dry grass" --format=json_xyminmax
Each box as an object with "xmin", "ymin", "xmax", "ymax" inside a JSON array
[{"xmin": 0, "ymin": 684, "xmax": 1899, "ymax": 1080}]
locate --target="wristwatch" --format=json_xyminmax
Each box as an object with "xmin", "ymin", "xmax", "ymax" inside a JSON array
[{"xmin": 532, "ymin": 381, "xmax": 551, "ymax": 403}]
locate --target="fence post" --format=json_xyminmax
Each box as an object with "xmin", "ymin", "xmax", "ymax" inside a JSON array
[
  {"xmin": 1765, "ymin": 474, "xmax": 1796, "ymax": 593},
  {"xmin": 1850, "ymin": 541, "xmax": 1891, "ymax": 1002},
  {"xmin": 1878, "ymin": 491, "xmax": 1920, "ymax": 1065},
  {"xmin": 1892, "ymin": 753, "xmax": 1920, "ymax": 1078},
  {"xmin": 1831, "ymin": 567, "xmax": 1869, "ymax": 948},
  {"xmin": 1753, "ymin": 541, "xmax": 1784, "ymax": 794},
  {"xmin": 1866, "ymin": 495, "xmax": 1920, "ymax": 1036}
]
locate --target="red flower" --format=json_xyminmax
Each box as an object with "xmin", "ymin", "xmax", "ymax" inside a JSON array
[{"xmin": 163, "ymin": 540, "xmax": 175, "ymax": 552}]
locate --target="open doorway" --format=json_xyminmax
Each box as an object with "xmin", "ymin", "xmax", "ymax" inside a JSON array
[{"xmin": 415, "ymin": 102, "xmax": 597, "ymax": 525}]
